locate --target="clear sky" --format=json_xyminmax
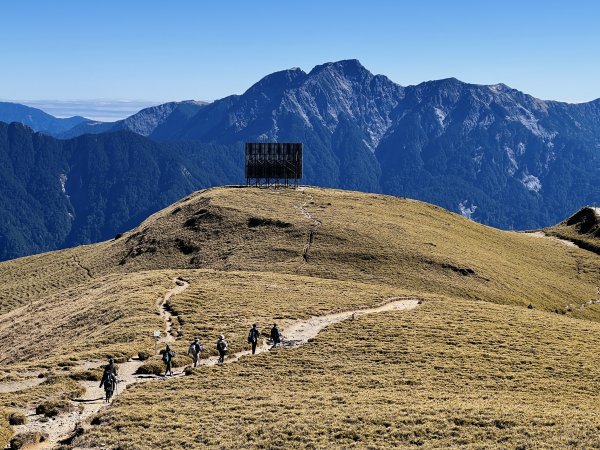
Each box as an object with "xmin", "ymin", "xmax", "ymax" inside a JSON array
[{"xmin": 1, "ymin": 1, "xmax": 599, "ymax": 119}]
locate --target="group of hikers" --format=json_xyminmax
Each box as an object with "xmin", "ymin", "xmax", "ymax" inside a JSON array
[
  {"xmin": 185, "ymin": 322, "xmax": 282, "ymax": 368},
  {"xmin": 98, "ymin": 323, "xmax": 282, "ymax": 402}
]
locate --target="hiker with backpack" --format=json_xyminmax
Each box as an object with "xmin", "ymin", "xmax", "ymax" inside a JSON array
[
  {"xmin": 103, "ymin": 357, "xmax": 118, "ymax": 377},
  {"xmin": 270, "ymin": 323, "xmax": 281, "ymax": 349},
  {"xmin": 217, "ymin": 335, "xmax": 228, "ymax": 364},
  {"xmin": 162, "ymin": 344, "xmax": 176, "ymax": 376},
  {"xmin": 247, "ymin": 323, "xmax": 261, "ymax": 355},
  {"xmin": 188, "ymin": 337, "xmax": 204, "ymax": 368},
  {"xmin": 99, "ymin": 358, "xmax": 118, "ymax": 402}
]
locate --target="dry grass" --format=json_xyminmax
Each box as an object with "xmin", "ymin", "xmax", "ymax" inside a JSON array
[
  {"xmin": 1, "ymin": 186, "xmax": 600, "ymax": 448},
  {"xmin": 104, "ymin": 187, "xmax": 600, "ymax": 314},
  {"xmin": 79, "ymin": 298, "xmax": 600, "ymax": 449},
  {"xmin": 0, "ymin": 272, "xmax": 172, "ymax": 419},
  {"xmin": 0, "ymin": 408, "xmax": 12, "ymax": 449},
  {"xmin": 0, "ymin": 272, "xmax": 173, "ymax": 367},
  {"xmin": 2, "ymin": 187, "xmax": 598, "ymax": 316},
  {"xmin": 162, "ymin": 270, "xmax": 413, "ymax": 359},
  {"xmin": 0, "ymin": 374, "xmax": 84, "ymax": 412}
]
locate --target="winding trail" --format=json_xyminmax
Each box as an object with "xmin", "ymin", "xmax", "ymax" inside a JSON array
[
  {"xmin": 155, "ymin": 277, "xmax": 188, "ymax": 343},
  {"xmin": 7, "ymin": 277, "xmax": 420, "ymax": 449},
  {"xmin": 296, "ymin": 187, "xmax": 322, "ymax": 263},
  {"xmin": 525, "ymin": 231, "xmax": 578, "ymax": 248},
  {"xmin": 0, "ymin": 377, "xmax": 46, "ymax": 394},
  {"xmin": 8, "ymin": 278, "xmax": 190, "ymax": 449},
  {"xmin": 72, "ymin": 255, "xmax": 93, "ymax": 278},
  {"xmin": 199, "ymin": 297, "xmax": 421, "ymax": 366}
]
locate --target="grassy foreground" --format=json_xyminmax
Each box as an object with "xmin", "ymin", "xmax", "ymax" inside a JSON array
[
  {"xmin": 0, "ymin": 186, "xmax": 599, "ymax": 448},
  {"xmin": 80, "ymin": 298, "xmax": 600, "ymax": 449}
]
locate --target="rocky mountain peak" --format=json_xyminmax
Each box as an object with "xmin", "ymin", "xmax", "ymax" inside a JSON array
[{"xmin": 243, "ymin": 67, "xmax": 308, "ymax": 98}]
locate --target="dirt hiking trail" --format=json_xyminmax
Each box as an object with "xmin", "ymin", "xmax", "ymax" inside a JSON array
[
  {"xmin": 200, "ymin": 297, "xmax": 421, "ymax": 366},
  {"xmin": 156, "ymin": 277, "xmax": 188, "ymax": 343},
  {"xmin": 296, "ymin": 187, "xmax": 321, "ymax": 264},
  {"xmin": 7, "ymin": 278, "xmax": 420, "ymax": 449},
  {"xmin": 526, "ymin": 231, "xmax": 578, "ymax": 248},
  {"xmin": 7, "ymin": 278, "xmax": 189, "ymax": 449}
]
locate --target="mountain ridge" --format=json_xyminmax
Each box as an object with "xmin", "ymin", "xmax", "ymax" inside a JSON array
[
  {"xmin": 0, "ymin": 101, "xmax": 88, "ymax": 135},
  {"xmin": 1, "ymin": 59, "xmax": 599, "ymax": 259}
]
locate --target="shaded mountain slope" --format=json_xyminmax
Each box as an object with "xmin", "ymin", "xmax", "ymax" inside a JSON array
[
  {"xmin": 83, "ymin": 60, "xmax": 596, "ymax": 231},
  {"xmin": 174, "ymin": 61, "xmax": 600, "ymax": 230},
  {"xmin": 0, "ymin": 122, "xmax": 241, "ymax": 260}
]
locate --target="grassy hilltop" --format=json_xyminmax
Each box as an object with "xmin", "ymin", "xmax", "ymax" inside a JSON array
[
  {"xmin": 1, "ymin": 186, "xmax": 600, "ymax": 448},
  {"xmin": 546, "ymin": 206, "xmax": 600, "ymax": 255}
]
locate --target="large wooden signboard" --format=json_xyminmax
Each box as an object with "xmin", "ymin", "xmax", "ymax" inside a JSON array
[{"xmin": 245, "ymin": 142, "xmax": 303, "ymax": 187}]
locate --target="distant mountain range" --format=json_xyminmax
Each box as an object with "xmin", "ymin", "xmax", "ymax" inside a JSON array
[
  {"xmin": 0, "ymin": 102, "xmax": 89, "ymax": 135},
  {"xmin": 1, "ymin": 59, "xmax": 599, "ymax": 260},
  {"xmin": 58, "ymin": 100, "xmax": 207, "ymax": 139}
]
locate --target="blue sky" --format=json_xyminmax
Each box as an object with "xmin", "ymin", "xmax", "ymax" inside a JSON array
[{"xmin": 1, "ymin": 1, "xmax": 599, "ymax": 119}]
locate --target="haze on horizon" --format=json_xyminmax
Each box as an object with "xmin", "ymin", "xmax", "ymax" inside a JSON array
[{"xmin": 1, "ymin": 0, "xmax": 599, "ymax": 120}]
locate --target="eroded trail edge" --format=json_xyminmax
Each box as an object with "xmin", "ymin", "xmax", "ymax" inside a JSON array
[{"xmin": 10, "ymin": 281, "xmax": 420, "ymax": 449}]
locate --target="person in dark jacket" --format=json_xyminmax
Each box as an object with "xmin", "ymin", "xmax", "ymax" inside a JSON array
[
  {"xmin": 162, "ymin": 344, "xmax": 175, "ymax": 376},
  {"xmin": 99, "ymin": 358, "xmax": 118, "ymax": 402},
  {"xmin": 248, "ymin": 324, "xmax": 261, "ymax": 355},
  {"xmin": 188, "ymin": 337, "xmax": 203, "ymax": 368},
  {"xmin": 103, "ymin": 358, "xmax": 118, "ymax": 377},
  {"xmin": 270, "ymin": 323, "xmax": 281, "ymax": 349},
  {"xmin": 217, "ymin": 335, "xmax": 228, "ymax": 364}
]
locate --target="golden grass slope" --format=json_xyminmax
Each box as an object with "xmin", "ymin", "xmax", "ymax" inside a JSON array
[
  {"xmin": 80, "ymin": 297, "xmax": 600, "ymax": 449},
  {"xmin": 0, "ymin": 272, "xmax": 173, "ymax": 367},
  {"xmin": 103, "ymin": 187, "xmax": 599, "ymax": 314},
  {"xmin": 3, "ymin": 186, "xmax": 598, "ymax": 316},
  {"xmin": 1, "ymin": 186, "xmax": 600, "ymax": 448}
]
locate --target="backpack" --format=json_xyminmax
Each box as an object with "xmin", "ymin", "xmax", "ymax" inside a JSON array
[
  {"xmin": 104, "ymin": 370, "xmax": 116, "ymax": 388},
  {"xmin": 162, "ymin": 351, "xmax": 172, "ymax": 363},
  {"xmin": 217, "ymin": 340, "xmax": 228, "ymax": 352},
  {"xmin": 248, "ymin": 330, "xmax": 255, "ymax": 343},
  {"xmin": 193, "ymin": 342, "xmax": 203, "ymax": 354},
  {"xmin": 271, "ymin": 327, "xmax": 280, "ymax": 342}
]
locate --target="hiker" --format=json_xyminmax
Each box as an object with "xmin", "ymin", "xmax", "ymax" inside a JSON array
[
  {"xmin": 217, "ymin": 335, "xmax": 228, "ymax": 364},
  {"xmin": 162, "ymin": 344, "xmax": 176, "ymax": 376},
  {"xmin": 103, "ymin": 357, "xmax": 118, "ymax": 377},
  {"xmin": 188, "ymin": 337, "xmax": 204, "ymax": 368},
  {"xmin": 270, "ymin": 323, "xmax": 281, "ymax": 348},
  {"xmin": 99, "ymin": 358, "xmax": 118, "ymax": 402},
  {"xmin": 247, "ymin": 323, "xmax": 261, "ymax": 355}
]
